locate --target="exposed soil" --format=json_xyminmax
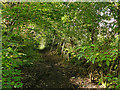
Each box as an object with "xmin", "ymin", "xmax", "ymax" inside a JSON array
[{"xmin": 21, "ymin": 49, "xmax": 105, "ymax": 88}]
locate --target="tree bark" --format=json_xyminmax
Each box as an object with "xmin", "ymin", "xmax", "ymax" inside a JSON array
[{"xmin": 117, "ymin": 2, "xmax": 120, "ymax": 79}]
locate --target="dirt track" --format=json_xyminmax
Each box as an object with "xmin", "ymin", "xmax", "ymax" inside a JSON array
[{"xmin": 21, "ymin": 49, "xmax": 105, "ymax": 88}]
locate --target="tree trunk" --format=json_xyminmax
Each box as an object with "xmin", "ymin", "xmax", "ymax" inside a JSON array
[
  {"xmin": 90, "ymin": 28, "xmax": 95, "ymax": 82},
  {"xmin": 61, "ymin": 41, "xmax": 65, "ymax": 58},
  {"xmin": 117, "ymin": 2, "xmax": 120, "ymax": 79},
  {"xmin": 50, "ymin": 35, "xmax": 55, "ymax": 51}
]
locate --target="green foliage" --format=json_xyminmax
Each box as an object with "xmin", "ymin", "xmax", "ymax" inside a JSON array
[
  {"xmin": 76, "ymin": 42, "xmax": 118, "ymax": 87},
  {"xmin": 103, "ymin": 74, "xmax": 120, "ymax": 88},
  {"xmin": 2, "ymin": 45, "xmax": 24, "ymax": 88},
  {"xmin": 1, "ymin": 2, "xmax": 119, "ymax": 88}
]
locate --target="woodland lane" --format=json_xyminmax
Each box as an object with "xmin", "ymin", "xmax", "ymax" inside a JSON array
[
  {"xmin": 21, "ymin": 49, "xmax": 105, "ymax": 88},
  {"xmin": 2, "ymin": 2, "xmax": 119, "ymax": 89}
]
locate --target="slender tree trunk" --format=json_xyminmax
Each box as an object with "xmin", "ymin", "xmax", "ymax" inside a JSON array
[
  {"xmin": 117, "ymin": 2, "xmax": 120, "ymax": 80},
  {"xmin": 61, "ymin": 41, "xmax": 65, "ymax": 58},
  {"xmin": 70, "ymin": 37, "xmax": 74, "ymax": 48},
  {"xmin": 91, "ymin": 29, "xmax": 95, "ymax": 45},
  {"xmin": 50, "ymin": 35, "xmax": 55, "ymax": 51},
  {"xmin": 89, "ymin": 28, "xmax": 95, "ymax": 82}
]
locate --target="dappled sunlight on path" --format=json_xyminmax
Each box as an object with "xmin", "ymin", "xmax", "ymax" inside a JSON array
[{"xmin": 21, "ymin": 49, "xmax": 105, "ymax": 88}]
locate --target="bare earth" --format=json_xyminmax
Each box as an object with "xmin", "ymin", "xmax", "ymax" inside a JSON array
[{"xmin": 21, "ymin": 49, "xmax": 105, "ymax": 88}]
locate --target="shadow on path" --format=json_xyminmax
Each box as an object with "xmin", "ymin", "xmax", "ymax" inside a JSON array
[{"xmin": 21, "ymin": 49, "xmax": 105, "ymax": 88}]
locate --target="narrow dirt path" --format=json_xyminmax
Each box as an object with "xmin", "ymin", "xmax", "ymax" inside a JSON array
[{"xmin": 21, "ymin": 49, "xmax": 105, "ymax": 88}]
